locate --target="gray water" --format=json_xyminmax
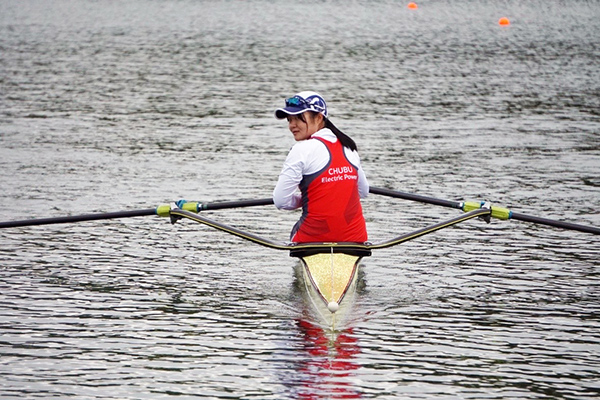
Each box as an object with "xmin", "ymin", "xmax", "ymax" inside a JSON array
[{"xmin": 1, "ymin": 0, "xmax": 599, "ymax": 398}]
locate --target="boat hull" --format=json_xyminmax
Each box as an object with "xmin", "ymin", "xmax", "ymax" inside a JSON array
[{"xmin": 298, "ymin": 252, "xmax": 363, "ymax": 328}]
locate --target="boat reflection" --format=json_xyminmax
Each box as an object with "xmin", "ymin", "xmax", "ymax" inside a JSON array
[{"xmin": 294, "ymin": 317, "xmax": 362, "ymax": 399}]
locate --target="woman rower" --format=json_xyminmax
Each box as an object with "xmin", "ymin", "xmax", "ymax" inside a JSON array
[{"xmin": 273, "ymin": 91, "xmax": 369, "ymax": 243}]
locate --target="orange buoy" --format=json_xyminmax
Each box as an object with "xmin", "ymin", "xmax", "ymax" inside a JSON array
[
  {"xmin": 498, "ymin": 17, "xmax": 510, "ymax": 26},
  {"xmin": 408, "ymin": 2, "xmax": 418, "ymax": 9}
]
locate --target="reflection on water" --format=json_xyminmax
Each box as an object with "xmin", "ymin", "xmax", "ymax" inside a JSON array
[{"xmin": 294, "ymin": 319, "xmax": 362, "ymax": 400}]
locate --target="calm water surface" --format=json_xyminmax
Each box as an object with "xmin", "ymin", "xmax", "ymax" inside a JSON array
[{"xmin": 1, "ymin": 0, "xmax": 599, "ymax": 399}]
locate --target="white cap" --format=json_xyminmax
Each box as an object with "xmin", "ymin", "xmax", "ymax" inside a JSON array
[{"xmin": 275, "ymin": 91, "xmax": 328, "ymax": 119}]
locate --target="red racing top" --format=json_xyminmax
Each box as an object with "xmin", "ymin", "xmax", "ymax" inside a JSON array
[{"xmin": 291, "ymin": 137, "xmax": 368, "ymax": 243}]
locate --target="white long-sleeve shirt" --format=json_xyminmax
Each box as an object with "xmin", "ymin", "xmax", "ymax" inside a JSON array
[{"xmin": 273, "ymin": 128, "xmax": 369, "ymax": 210}]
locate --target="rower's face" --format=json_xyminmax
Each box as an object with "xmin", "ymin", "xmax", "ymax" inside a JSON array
[{"xmin": 287, "ymin": 112, "xmax": 322, "ymax": 141}]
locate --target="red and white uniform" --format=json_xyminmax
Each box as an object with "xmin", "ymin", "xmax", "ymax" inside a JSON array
[{"xmin": 273, "ymin": 128, "xmax": 368, "ymax": 243}]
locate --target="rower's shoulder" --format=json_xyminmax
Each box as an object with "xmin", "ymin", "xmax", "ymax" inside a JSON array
[{"xmin": 292, "ymin": 137, "xmax": 328, "ymax": 152}]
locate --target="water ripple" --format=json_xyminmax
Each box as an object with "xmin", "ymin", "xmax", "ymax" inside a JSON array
[{"xmin": 1, "ymin": 0, "xmax": 599, "ymax": 398}]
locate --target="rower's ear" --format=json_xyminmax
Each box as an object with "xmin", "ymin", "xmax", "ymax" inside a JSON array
[{"xmin": 312, "ymin": 111, "xmax": 325, "ymax": 126}]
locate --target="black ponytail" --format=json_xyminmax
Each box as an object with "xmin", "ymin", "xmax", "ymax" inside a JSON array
[
  {"xmin": 325, "ymin": 118, "xmax": 358, "ymax": 152},
  {"xmin": 301, "ymin": 112, "xmax": 359, "ymax": 152}
]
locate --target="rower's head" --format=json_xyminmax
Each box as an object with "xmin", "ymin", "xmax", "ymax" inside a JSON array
[{"xmin": 276, "ymin": 91, "xmax": 327, "ymax": 141}]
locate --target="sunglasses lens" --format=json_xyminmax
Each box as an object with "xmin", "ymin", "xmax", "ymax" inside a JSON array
[{"xmin": 285, "ymin": 97, "xmax": 304, "ymax": 107}]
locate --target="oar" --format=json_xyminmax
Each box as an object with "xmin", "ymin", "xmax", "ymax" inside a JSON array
[
  {"xmin": 0, "ymin": 198, "xmax": 274, "ymax": 229},
  {"xmin": 0, "ymin": 208, "xmax": 158, "ymax": 229},
  {"xmin": 369, "ymin": 186, "xmax": 600, "ymax": 235}
]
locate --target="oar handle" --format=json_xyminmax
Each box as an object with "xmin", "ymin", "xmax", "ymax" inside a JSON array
[
  {"xmin": 369, "ymin": 187, "xmax": 461, "ymax": 209},
  {"xmin": 160, "ymin": 198, "xmax": 274, "ymax": 214},
  {"xmin": 199, "ymin": 198, "xmax": 274, "ymax": 211}
]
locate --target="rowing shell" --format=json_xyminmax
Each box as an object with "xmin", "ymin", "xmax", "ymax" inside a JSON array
[
  {"xmin": 301, "ymin": 252, "xmax": 359, "ymax": 307},
  {"xmin": 291, "ymin": 247, "xmax": 371, "ymax": 327}
]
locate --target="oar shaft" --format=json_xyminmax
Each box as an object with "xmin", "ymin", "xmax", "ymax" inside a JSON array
[
  {"xmin": 370, "ymin": 186, "xmax": 600, "ymax": 235},
  {"xmin": 511, "ymin": 212, "xmax": 600, "ymax": 235},
  {"xmin": 0, "ymin": 198, "xmax": 275, "ymax": 229},
  {"xmin": 0, "ymin": 209, "xmax": 156, "ymax": 228}
]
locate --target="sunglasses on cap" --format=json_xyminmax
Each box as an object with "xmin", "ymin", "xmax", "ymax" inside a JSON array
[{"xmin": 285, "ymin": 96, "xmax": 311, "ymax": 108}]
